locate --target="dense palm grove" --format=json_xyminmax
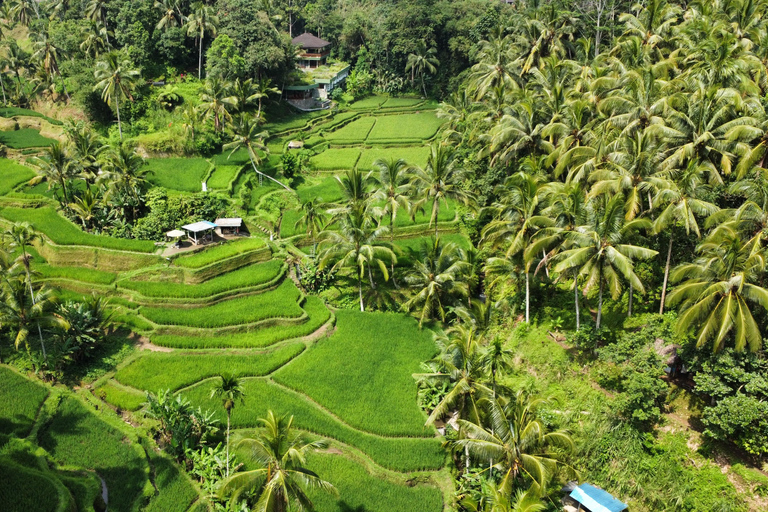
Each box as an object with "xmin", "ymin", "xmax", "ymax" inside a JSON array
[{"xmin": 1, "ymin": 0, "xmax": 768, "ymax": 510}]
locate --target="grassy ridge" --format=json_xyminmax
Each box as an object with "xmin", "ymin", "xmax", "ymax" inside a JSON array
[
  {"xmin": 0, "ymin": 367, "xmax": 48, "ymax": 437},
  {"xmin": 173, "ymin": 237, "xmax": 266, "ymax": 268},
  {"xmin": 115, "ymin": 342, "xmax": 305, "ymax": 393},
  {"xmin": 306, "ymin": 453, "xmax": 444, "ymax": 512},
  {"xmin": 0, "ymin": 128, "xmax": 56, "ymax": 149},
  {"xmin": 120, "ymin": 259, "xmax": 283, "ymax": 298},
  {"xmin": 36, "ymin": 264, "xmax": 117, "ymax": 285},
  {"xmin": 184, "ymin": 378, "xmax": 444, "ymax": 472},
  {"xmin": 0, "ymin": 207, "xmax": 157, "ymax": 253},
  {"xmin": 96, "ymin": 380, "xmax": 146, "ymax": 411},
  {"xmin": 274, "ymin": 311, "xmax": 436, "ymax": 437},
  {"xmin": 139, "ymin": 279, "xmax": 303, "ymax": 328},
  {"xmin": 146, "ymin": 158, "xmax": 210, "ymax": 192},
  {"xmin": 150, "ymin": 296, "xmax": 331, "ymax": 348},
  {"xmin": 0, "ymin": 158, "xmax": 36, "ymax": 196},
  {"xmin": 37, "ymin": 397, "xmax": 150, "ymax": 512}
]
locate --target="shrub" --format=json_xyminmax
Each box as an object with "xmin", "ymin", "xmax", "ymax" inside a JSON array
[
  {"xmin": 139, "ymin": 279, "xmax": 303, "ymax": 328},
  {"xmin": 702, "ymin": 394, "xmax": 768, "ymax": 456}
]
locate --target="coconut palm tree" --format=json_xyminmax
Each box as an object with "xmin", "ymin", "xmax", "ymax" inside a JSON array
[
  {"xmin": 412, "ymin": 144, "xmax": 472, "ymax": 238},
  {"xmin": 455, "ymin": 391, "xmax": 576, "ymax": 496},
  {"xmin": 99, "ymin": 145, "xmax": 150, "ymax": 221},
  {"xmin": 85, "ymin": 0, "xmax": 110, "ymax": 45},
  {"xmin": 218, "ymin": 410, "xmax": 336, "ymax": 512},
  {"xmin": 198, "ymin": 77, "xmax": 235, "ymax": 132},
  {"xmin": 210, "ymin": 374, "xmax": 245, "ymax": 477},
  {"xmin": 68, "ymin": 188, "xmax": 100, "ymax": 231},
  {"xmin": 0, "ymin": 274, "xmax": 58, "ymax": 359},
  {"xmin": 10, "ymin": 0, "xmax": 38, "ymax": 26},
  {"xmin": 187, "ymin": 1, "xmax": 218, "ymax": 80},
  {"xmin": 253, "ymin": 77, "xmax": 280, "ymax": 119},
  {"xmin": 224, "ymin": 114, "xmax": 292, "ymax": 191},
  {"xmin": 93, "ymin": 51, "xmax": 141, "ymax": 140},
  {"xmin": 80, "ymin": 21, "xmax": 112, "ymax": 58},
  {"xmin": 29, "ymin": 141, "xmax": 76, "ymax": 207},
  {"xmin": 667, "ymin": 225, "xmax": 768, "ymax": 353},
  {"xmin": 155, "ymin": 0, "xmax": 184, "ymax": 32},
  {"xmin": 553, "ymin": 193, "xmax": 658, "ymax": 329},
  {"xmin": 405, "ymin": 41, "xmax": 439, "ymax": 97},
  {"xmin": 403, "ymin": 237, "xmax": 468, "ymax": 327},
  {"xmin": 318, "ymin": 208, "xmax": 395, "ymax": 312},
  {"xmin": 31, "ymin": 31, "xmax": 70, "ymax": 101},
  {"xmin": 371, "ymin": 158, "xmax": 413, "ymax": 243},
  {"xmin": 294, "ymin": 198, "xmax": 328, "ymax": 257},
  {"xmin": 64, "ymin": 120, "xmax": 105, "ymax": 184}
]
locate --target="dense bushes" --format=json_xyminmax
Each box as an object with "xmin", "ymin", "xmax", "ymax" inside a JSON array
[{"xmin": 132, "ymin": 188, "xmax": 228, "ymax": 241}]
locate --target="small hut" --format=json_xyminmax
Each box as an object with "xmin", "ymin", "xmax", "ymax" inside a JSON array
[
  {"xmin": 215, "ymin": 218, "xmax": 243, "ymax": 235},
  {"xmin": 182, "ymin": 221, "xmax": 217, "ymax": 245}
]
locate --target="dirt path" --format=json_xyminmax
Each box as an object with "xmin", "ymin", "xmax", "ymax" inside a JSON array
[{"xmin": 135, "ymin": 336, "xmax": 173, "ymax": 352}]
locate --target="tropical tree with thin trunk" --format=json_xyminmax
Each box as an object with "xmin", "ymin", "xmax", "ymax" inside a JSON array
[
  {"xmin": 412, "ymin": 144, "xmax": 472, "ymax": 238},
  {"xmin": 218, "ymin": 411, "xmax": 336, "ymax": 512},
  {"xmin": 93, "ymin": 52, "xmax": 141, "ymax": 140},
  {"xmin": 210, "ymin": 374, "xmax": 245, "ymax": 477},
  {"xmin": 405, "ymin": 41, "xmax": 439, "ymax": 97},
  {"xmin": 187, "ymin": 1, "xmax": 218, "ymax": 80},
  {"xmin": 553, "ymin": 193, "xmax": 657, "ymax": 329},
  {"xmin": 199, "ymin": 77, "xmax": 235, "ymax": 132},
  {"xmin": 29, "ymin": 141, "xmax": 76, "ymax": 207},
  {"xmin": 294, "ymin": 198, "xmax": 327, "ymax": 256},
  {"xmin": 31, "ymin": 31, "xmax": 70, "ymax": 101},
  {"xmin": 667, "ymin": 225, "xmax": 768, "ymax": 353},
  {"xmin": 85, "ymin": 0, "xmax": 110, "ymax": 45},
  {"xmin": 224, "ymin": 114, "xmax": 292, "ymax": 191},
  {"xmin": 155, "ymin": 0, "xmax": 184, "ymax": 32},
  {"xmin": 99, "ymin": 145, "xmax": 150, "ymax": 221}
]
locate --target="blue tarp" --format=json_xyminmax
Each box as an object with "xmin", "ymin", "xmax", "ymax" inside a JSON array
[{"xmin": 569, "ymin": 483, "xmax": 628, "ymax": 512}]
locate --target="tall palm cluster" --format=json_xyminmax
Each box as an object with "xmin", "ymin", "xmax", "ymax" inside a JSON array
[
  {"xmin": 0, "ymin": 0, "xmax": 218, "ymax": 108},
  {"xmin": 0, "ymin": 222, "xmax": 111, "ymax": 378},
  {"xmin": 309, "ymin": 145, "xmax": 473, "ymax": 314},
  {"xmin": 439, "ymin": 0, "xmax": 768, "ymax": 353},
  {"xmin": 31, "ymin": 121, "xmax": 151, "ymax": 231}
]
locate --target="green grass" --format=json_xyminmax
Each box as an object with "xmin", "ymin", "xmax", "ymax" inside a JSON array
[
  {"xmin": 37, "ymin": 396, "xmax": 150, "ymax": 512},
  {"xmin": 0, "ymin": 207, "xmax": 157, "ymax": 253},
  {"xmin": 309, "ymin": 148, "xmax": 362, "ymax": 171},
  {"xmin": 357, "ymin": 146, "xmax": 431, "ymax": 170},
  {"xmin": 274, "ymin": 311, "xmax": 436, "ymax": 437},
  {"xmin": 348, "ymin": 96, "xmax": 387, "ymax": 110},
  {"xmin": 0, "ymin": 129, "xmax": 56, "ymax": 149},
  {"xmin": 115, "ymin": 342, "xmax": 305, "ymax": 393},
  {"xmin": 324, "ymin": 117, "xmax": 376, "ymax": 143},
  {"xmin": 145, "ymin": 158, "xmax": 210, "ymax": 192},
  {"xmin": 0, "ymin": 158, "xmax": 36, "ymax": 196},
  {"xmin": 143, "ymin": 450, "xmax": 199, "ymax": 512},
  {"xmin": 306, "ymin": 453, "xmax": 444, "ymax": 512},
  {"xmin": 380, "ymin": 97, "xmax": 425, "ymax": 108},
  {"xmin": 120, "ymin": 259, "xmax": 283, "ymax": 298},
  {"xmin": 207, "ymin": 164, "xmax": 241, "ymax": 190},
  {"xmin": 296, "ymin": 176, "xmax": 344, "ymax": 203},
  {"xmin": 212, "ymin": 147, "xmax": 251, "ymax": 166},
  {"xmin": 150, "ymin": 296, "xmax": 331, "ymax": 348},
  {"xmin": 0, "ymin": 459, "xmax": 64, "ymax": 512},
  {"xmin": 139, "ymin": 279, "xmax": 303, "ymax": 328},
  {"xmin": 185, "ymin": 378, "xmax": 444, "ymax": 472},
  {"xmin": 0, "ymin": 107, "xmax": 62, "ymax": 125},
  {"xmin": 173, "ymin": 237, "xmax": 266, "ymax": 268},
  {"xmin": 0, "ymin": 367, "xmax": 48, "ymax": 437},
  {"xmin": 36, "ymin": 264, "xmax": 116, "ymax": 285},
  {"xmin": 267, "ymin": 110, "xmax": 329, "ymax": 133},
  {"xmin": 312, "ymin": 111, "xmax": 359, "ymax": 133},
  {"xmin": 95, "ymin": 381, "xmax": 146, "ymax": 411},
  {"xmin": 366, "ymin": 113, "xmax": 444, "ymax": 142},
  {"xmin": 396, "ymin": 198, "xmax": 457, "ymax": 227}
]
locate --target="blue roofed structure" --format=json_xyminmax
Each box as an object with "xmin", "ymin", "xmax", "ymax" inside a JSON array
[{"xmin": 568, "ymin": 483, "xmax": 628, "ymax": 512}]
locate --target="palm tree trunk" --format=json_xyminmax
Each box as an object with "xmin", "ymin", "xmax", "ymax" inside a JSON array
[
  {"xmin": 390, "ymin": 211, "xmax": 398, "ymax": 288},
  {"xmin": 23, "ymin": 253, "xmax": 46, "ymax": 360},
  {"xmin": 0, "ymin": 75, "xmax": 7, "ymax": 105},
  {"xmin": 596, "ymin": 272, "xmax": 604, "ymax": 330},
  {"xmin": 421, "ymin": 73, "xmax": 427, "ymax": 98},
  {"xmin": 525, "ymin": 271, "xmax": 530, "ymax": 324},
  {"xmin": 659, "ymin": 232, "xmax": 673, "ymax": 315},
  {"xmin": 628, "ymin": 282, "xmax": 633, "ymax": 317},
  {"xmin": 358, "ymin": 273, "xmax": 364, "ymax": 312},
  {"xmin": 574, "ymin": 277, "xmax": 580, "ymax": 330},
  {"xmin": 115, "ymin": 93, "xmax": 122, "ymax": 140},
  {"xmin": 198, "ymin": 34, "xmax": 204, "ymax": 80},
  {"xmin": 226, "ymin": 410, "xmax": 231, "ymax": 477}
]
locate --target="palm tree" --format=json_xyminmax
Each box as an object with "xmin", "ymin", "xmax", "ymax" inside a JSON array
[
  {"xmin": 405, "ymin": 41, "xmax": 439, "ymax": 97},
  {"xmin": 412, "ymin": 144, "xmax": 472, "ymax": 238},
  {"xmin": 29, "ymin": 141, "xmax": 76, "ymax": 207},
  {"xmin": 198, "ymin": 77, "xmax": 235, "ymax": 132},
  {"xmin": 10, "ymin": 0, "xmax": 38, "ymax": 26},
  {"xmin": 187, "ymin": 1, "xmax": 218, "ymax": 80},
  {"xmin": 403, "ymin": 237, "xmax": 468, "ymax": 326},
  {"xmin": 318, "ymin": 208, "xmax": 395, "ymax": 312},
  {"xmin": 210, "ymin": 374, "xmax": 245, "ymax": 477},
  {"xmin": 253, "ymin": 77, "xmax": 280, "ymax": 118},
  {"xmin": 68, "ymin": 188, "xmax": 100, "ymax": 231},
  {"xmin": 455, "ymin": 391, "xmax": 576, "ymax": 495},
  {"xmin": 155, "ymin": 0, "xmax": 184, "ymax": 32},
  {"xmin": 80, "ymin": 21, "xmax": 112, "ymax": 58},
  {"xmin": 93, "ymin": 52, "xmax": 141, "ymax": 140},
  {"xmin": 3, "ymin": 223, "xmax": 51, "ymax": 359},
  {"xmin": 65, "ymin": 120, "xmax": 105, "ymax": 184},
  {"xmin": 554, "ymin": 194, "xmax": 658, "ymax": 329},
  {"xmin": 85, "ymin": 0, "xmax": 110, "ymax": 45},
  {"xmin": 224, "ymin": 114, "xmax": 291, "ymax": 191},
  {"xmin": 99, "ymin": 145, "xmax": 150, "ymax": 221},
  {"xmin": 372, "ymin": 158, "xmax": 413, "ymax": 243},
  {"xmin": 219, "ymin": 411, "xmax": 336, "ymax": 512},
  {"xmin": 0, "ymin": 274, "xmax": 58, "ymax": 359},
  {"xmin": 31, "ymin": 31, "xmax": 70, "ymax": 101},
  {"xmin": 667, "ymin": 225, "xmax": 768, "ymax": 353},
  {"xmin": 230, "ymin": 78, "xmax": 258, "ymax": 114},
  {"xmin": 294, "ymin": 198, "xmax": 327, "ymax": 257}
]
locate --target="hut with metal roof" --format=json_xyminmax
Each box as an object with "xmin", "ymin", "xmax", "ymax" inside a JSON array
[{"xmin": 182, "ymin": 221, "xmax": 217, "ymax": 245}]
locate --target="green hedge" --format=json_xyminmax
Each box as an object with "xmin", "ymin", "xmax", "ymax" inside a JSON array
[
  {"xmin": 139, "ymin": 279, "xmax": 303, "ymax": 328},
  {"xmin": 274, "ymin": 311, "xmax": 436, "ymax": 437},
  {"xmin": 120, "ymin": 259, "xmax": 283, "ymax": 298},
  {"xmin": 0, "ymin": 129, "xmax": 56, "ymax": 149},
  {"xmin": 0, "ymin": 159, "xmax": 36, "ymax": 196},
  {"xmin": 151, "ymin": 296, "xmax": 330, "ymax": 348},
  {"xmin": 0, "ymin": 367, "xmax": 49, "ymax": 437},
  {"xmin": 173, "ymin": 237, "xmax": 266, "ymax": 269},
  {"xmin": 115, "ymin": 342, "xmax": 305, "ymax": 392},
  {"xmin": 0, "ymin": 207, "xmax": 157, "ymax": 253}
]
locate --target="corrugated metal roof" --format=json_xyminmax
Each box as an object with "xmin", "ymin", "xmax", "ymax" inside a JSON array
[
  {"xmin": 569, "ymin": 484, "xmax": 628, "ymax": 512},
  {"xmin": 182, "ymin": 221, "xmax": 217, "ymax": 232},
  {"xmin": 215, "ymin": 218, "xmax": 242, "ymax": 227}
]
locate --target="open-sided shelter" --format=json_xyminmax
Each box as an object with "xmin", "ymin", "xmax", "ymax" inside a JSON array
[
  {"xmin": 565, "ymin": 483, "xmax": 628, "ymax": 512},
  {"xmin": 182, "ymin": 221, "xmax": 216, "ymax": 245}
]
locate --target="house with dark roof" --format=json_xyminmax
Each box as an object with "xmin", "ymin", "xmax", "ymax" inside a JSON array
[{"xmin": 284, "ymin": 33, "xmax": 350, "ymax": 105}]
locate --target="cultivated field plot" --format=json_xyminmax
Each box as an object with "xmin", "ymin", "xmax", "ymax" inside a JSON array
[
  {"xmin": 357, "ymin": 146, "xmax": 431, "ymax": 170},
  {"xmin": 0, "ymin": 128, "xmax": 56, "ymax": 149},
  {"xmin": 145, "ymin": 157, "xmax": 210, "ymax": 192},
  {"xmin": 0, "ymin": 158, "xmax": 35, "ymax": 195},
  {"xmin": 324, "ymin": 116, "xmax": 376, "ymax": 143},
  {"xmin": 206, "ymin": 164, "xmax": 241, "ymax": 190},
  {"xmin": 172, "ymin": 237, "xmax": 266, "ymax": 268},
  {"xmin": 366, "ymin": 113, "xmax": 444, "ymax": 143},
  {"xmin": 0, "ymin": 367, "xmax": 48, "ymax": 437},
  {"xmin": 309, "ymin": 147, "xmax": 361, "ymax": 171}
]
